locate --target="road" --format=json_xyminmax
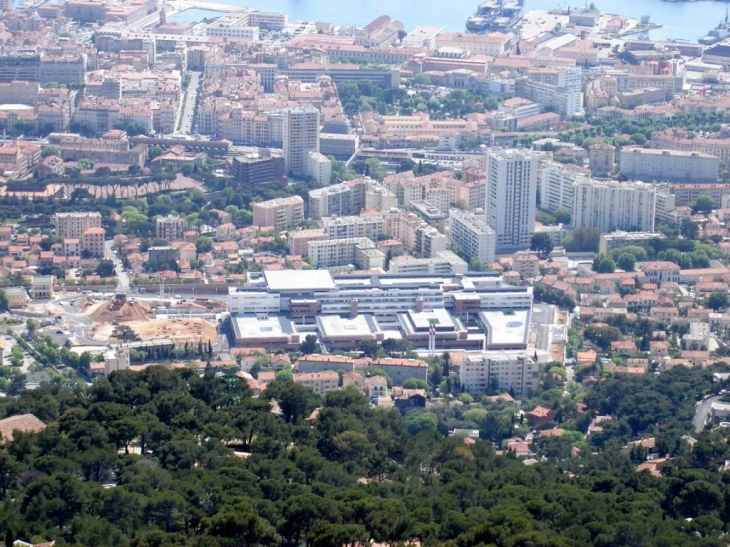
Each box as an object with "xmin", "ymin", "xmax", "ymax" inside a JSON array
[
  {"xmin": 178, "ymin": 71, "xmax": 202, "ymax": 134},
  {"xmin": 694, "ymin": 395, "xmax": 721, "ymax": 433},
  {"xmin": 105, "ymin": 240, "xmax": 130, "ymax": 293}
]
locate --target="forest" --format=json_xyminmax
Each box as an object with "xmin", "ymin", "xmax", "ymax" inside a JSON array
[{"xmin": 0, "ymin": 366, "xmax": 729, "ymax": 546}]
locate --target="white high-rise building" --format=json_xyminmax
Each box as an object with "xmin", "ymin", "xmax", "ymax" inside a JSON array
[
  {"xmin": 449, "ymin": 209, "xmax": 497, "ymax": 264},
  {"xmin": 485, "ymin": 149, "xmax": 538, "ymax": 253},
  {"xmin": 572, "ymin": 179, "xmax": 657, "ymax": 232},
  {"xmin": 460, "ymin": 353, "xmax": 539, "ymax": 397},
  {"xmin": 539, "ymin": 162, "xmax": 586, "ymax": 213},
  {"xmin": 283, "ymin": 107, "xmax": 320, "ymax": 178}
]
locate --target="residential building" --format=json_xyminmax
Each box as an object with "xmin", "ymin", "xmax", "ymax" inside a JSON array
[
  {"xmin": 309, "ymin": 178, "xmax": 369, "ymax": 219},
  {"xmin": 619, "ymin": 147, "xmax": 720, "ymax": 183},
  {"xmin": 415, "ymin": 226, "xmax": 449, "ymax": 258},
  {"xmin": 388, "ymin": 251, "xmax": 468, "ymax": 275},
  {"xmin": 588, "ymin": 143, "xmax": 616, "ymax": 176},
  {"xmin": 322, "ymin": 215, "xmax": 385, "ymax": 241},
  {"xmin": 293, "ymin": 372, "xmax": 339, "ymax": 396},
  {"xmin": 231, "ymin": 151, "xmax": 286, "ymax": 187},
  {"xmin": 538, "ymin": 161, "xmax": 589, "ymax": 213},
  {"xmin": 54, "ymin": 211, "xmax": 102, "ymax": 239},
  {"xmin": 288, "ymin": 229, "xmax": 326, "ymax": 256},
  {"xmin": 252, "ymin": 196, "xmax": 304, "ymax": 231},
  {"xmin": 460, "ymin": 352, "xmax": 539, "ymax": 397},
  {"xmin": 297, "ymin": 354, "xmax": 355, "ymax": 374},
  {"xmin": 513, "ymin": 253, "xmax": 540, "ymax": 279},
  {"xmin": 2, "ymin": 286, "xmax": 29, "ymax": 308},
  {"xmin": 156, "ymin": 215, "xmax": 188, "ymax": 241},
  {"xmin": 307, "ymin": 238, "xmax": 385, "ymax": 270},
  {"xmin": 449, "ymin": 209, "xmax": 496, "ymax": 264},
  {"xmin": 81, "ymin": 227, "xmax": 105, "ymax": 258},
  {"xmin": 283, "ymin": 107, "xmax": 320, "ymax": 177},
  {"xmin": 485, "ymin": 149, "xmax": 538, "ymax": 252},
  {"xmin": 572, "ymin": 179, "xmax": 657, "ymax": 232},
  {"xmin": 30, "ymin": 275, "xmax": 54, "ymax": 299},
  {"xmin": 369, "ymin": 357, "xmax": 428, "ymax": 385},
  {"xmin": 148, "ymin": 246, "xmax": 180, "ymax": 267},
  {"xmin": 514, "ymin": 69, "xmax": 583, "ymax": 117},
  {"xmin": 306, "ymin": 151, "xmax": 332, "ymax": 185},
  {"xmin": 598, "ymin": 231, "xmax": 667, "ymax": 254}
]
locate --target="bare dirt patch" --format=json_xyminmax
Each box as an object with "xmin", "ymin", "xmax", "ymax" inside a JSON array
[
  {"xmin": 88, "ymin": 300, "xmax": 153, "ymax": 323},
  {"xmin": 91, "ymin": 317, "xmax": 218, "ymax": 344}
]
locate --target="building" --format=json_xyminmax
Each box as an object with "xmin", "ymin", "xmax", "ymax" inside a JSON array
[
  {"xmin": 205, "ymin": 11, "xmax": 259, "ymax": 40},
  {"xmin": 81, "ymin": 227, "xmax": 105, "ymax": 258},
  {"xmin": 369, "ymin": 357, "xmax": 428, "ymax": 385},
  {"xmin": 2, "ymin": 286, "xmax": 29, "ymax": 308},
  {"xmin": 389, "ymin": 251, "xmax": 468, "ymax": 275},
  {"xmin": 538, "ymin": 162, "xmax": 588, "ymax": 213},
  {"xmin": 293, "ymin": 372, "xmax": 339, "ymax": 396},
  {"xmin": 297, "ymin": 354, "xmax": 355, "ymax": 374},
  {"xmin": 104, "ymin": 346, "xmax": 130, "ymax": 376},
  {"xmin": 449, "ymin": 209, "xmax": 496, "ymax": 264},
  {"xmin": 30, "ymin": 275, "xmax": 54, "ymax": 299},
  {"xmin": 54, "ymin": 211, "xmax": 102, "ymax": 239},
  {"xmin": 288, "ymin": 229, "xmax": 326, "ymax": 256},
  {"xmin": 460, "ymin": 352, "xmax": 539, "ymax": 397},
  {"xmin": 572, "ymin": 179, "xmax": 657, "ymax": 232},
  {"xmin": 148, "ymin": 246, "xmax": 180, "ymax": 268},
  {"xmin": 252, "ymin": 196, "xmax": 304, "ymax": 231},
  {"xmin": 599, "ymin": 231, "xmax": 667, "ymax": 254},
  {"xmin": 283, "ymin": 107, "xmax": 320, "ymax": 177},
  {"xmin": 588, "ymin": 143, "xmax": 616, "ymax": 176},
  {"xmin": 485, "ymin": 149, "xmax": 538, "ymax": 252},
  {"xmin": 322, "ymin": 215, "xmax": 385, "ymax": 241},
  {"xmin": 306, "ymin": 151, "xmax": 332, "ymax": 185},
  {"xmin": 619, "ymin": 147, "xmax": 719, "ymax": 183},
  {"xmin": 308, "ymin": 178, "xmax": 371, "ymax": 220},
  {"xmin": 307, "ymin": 238, "xmax": 385, "ymax": 270},
  {"xmin": 515, "ymin": 69, "xmax": 583, "ymax": 118},
  {"xmin": 156, "ymin": 215, "xmax": 188, "ymax": 241},
  {"xmin": 0, "ymin": 414, "xmax": 46, "ymax": 448},
  {"xmin": 231, "ymin": 151, "xmax": 286, "ymax": 187},
  {"xmin": 513, "ymin": 253, "xmax": 540, "ymax": 279}
]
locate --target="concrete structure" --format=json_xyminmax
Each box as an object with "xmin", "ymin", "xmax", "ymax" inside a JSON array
[
  {"xmin": 81, "ymin": 227, "xmax": 105, "ymax": 258},
  {"xmin": 572, "ymin": 179, "xmax": 657, "ymax": 232},
  {"xmin": 297, "ymin": 354, "xmax": 355, "ymax": 374},
  {"xmin": 485, "ymin": 149, "xmax": 538, "ymax": 252},
  {"xmin": 388, "ymin": 251, "xmax": 468, "ymax": 275},
  {"xmin": 515, "ymin": 69, "xmax": 583, "ymax": 118},
  {"xmin": 460, "ymin": 352, "xmax": 539, "ymax": 397},
  {"xmin": 598, "ymin": 231, "xmax": 667, "ymax": 254},
  {"xmin": 2, "ymin": 286, "xmax": 29, "ymax": 308},
  {"xmin": 449, "ymin": 209, "xmax": 496, "ymax": 265},
  {"xmin": 369, "ymin": 357, "xmax": 428, "ymax": 385},
  {"xmin": 293, "ymin": 372, "xmax": 339, "ymax": 396},
  {"xmin": 588, "ymin": 143, "xmax": 616, "ymax": 176},
  {"xmin": 148, "ymin": 246, "xmax": 179, "ymax": 267},
  {"xmin": 309, "ymin": 177, "xmax": 392, "ymax": 219},
  {"xmin": 30, "ymin": 275, "xmax": 54, "ymax": 299},
  {"xmin": 308, "ymin": 237, "xmax": 385, "ymax": 270},
  {"xmin": 231, "ymin": 151, "xmax": 286, "ymax": 187},
  {"xmin": 156, "ymin": 215, "xmax": 188, "ymax": 241},
  {"xmin": 287, "ymin": 229, "xmax": 326, "ymax": 256},
  {"xmin": 104, "ymin": 346, "xmax": 130, "ymax": 376},
  {"xmin": 252, "ymin": 196, "xmax": 304, "ymax": 231},
  {"xmin": 306, "ymin": 151, "xmax": 332, "ymax": 185},
  {"xmin": 54, "ymin": 211, "xmax": 102, "ymax": 239},
  {"xmin": 283, "ymin": 107, "xmax": 320, "ymax": 177},
  {"xmin": 322, "ymin": 215, "xmax": 385, "ymax": 241},
  {"xmin": 538, "ymin": 162, "xmax": 587, "ymax": 213},
  {"xmin": 619, "ymin": 147, "xmax": 720, "ymax": 183}
]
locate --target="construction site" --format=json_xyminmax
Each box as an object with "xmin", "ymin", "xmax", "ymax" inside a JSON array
[{"xmin": 85, "ymin": 294, "xmax": 222, "ymax": 345}]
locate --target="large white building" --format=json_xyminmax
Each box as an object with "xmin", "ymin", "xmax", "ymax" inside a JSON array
[
  {"xmin": 156, "ymin": 215, "xmax": 188, "ymax": 241},
  {"xmin": 306, "ymin": 151, "xmax": 332, "ymax": 185},
  {"xmin": 307, "ymin": 238, "xmax": 385, "ymax": 270},
  {"xmin": 283, "ymin": 107, "xmax": 320, "ymax": 177},
  {"xmin": 485, "ymin": 149, "xmax": 538, "ymax": 252},
  {"xmin": 54, "ymin": 212, "xmax": 102, "ymax": 239},
  {"xmin": 619, "ymin": 147, "xmax": 720, "ymax": 183},
  {"xmin": 205, "ymin": 12, "xmax": 260, "ymax": 40},
  {"xmin": 322, "ymin": 215, "xmax": 385, "ymax": 241},
  {"xmin": 572, "ymin": 179, "xmax": 657, "ymax": 232},
  {"xmin": 515, "ymin": 69, "xmax": 583, "ymax": 117},
  {"xmin": 460, "ymin": 352, "xmax": 539, "ymax": 398},
  {"xmin": 449, "ymin": 209, "xmax": 496, "ymax": 264},
  {"xmin": 538, "ymin": 162, "xmax": 587, "ymax": 213}
]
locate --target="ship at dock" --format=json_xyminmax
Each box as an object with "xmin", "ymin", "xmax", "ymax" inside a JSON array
[
  {"xmin": 466, "ymin": 0, "xmax": 524, "ymax": 33},
  {"xmin": 699, "ymin": 9, "xmax": 730, "ymax": 45}
]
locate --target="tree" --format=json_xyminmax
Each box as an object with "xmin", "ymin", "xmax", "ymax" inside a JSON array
[
  {"xmin": 530, "ymin": 232, "xmax": 554, "ymax": 258},
  {"xmin": 96, "ymin": 259, "xmax": 115, "ymax": 277},
  {"xmin": 111, "ymin": 325, "xmax": 141, "ymax": 342},
  {"xmin": 692, "ymin": 195, "xmax": 715, "ymax": 214},
  {"xmin": 707, "ymin": 291, "xmax": 728, "ymax": 312},
  {"xmin": 592, "ymin": 253, "xmax": 616, "ymax": 273},
  {"xmin": 402, "ymin": 378, "xmax": 428, "ymax": 389},
  {"xmin": 404, "ymin": 411, "xmax": 438, "ymax": 435},
  {"xmin": 10, "ymin": 344, "xmax": 24, "ymax": 367},
  {"xmin": 299, "ymin": 334, "xmax": 320, "ymax": 355},
  {"xmin": 0, "ymin": 289, "xmax": 8, "ymax": 313},
  {"xmin": 681, "ymin": 220, "xmax": 699, "ymax": 240},
  {"xmin": 553, "ymin": 207, "xmax": 571, "ymax": 225},
  {"xmin": 195, "ymin": 236, "xmax": 213, "ymax": 253},
  {"xmin": 617, "ymin": 252, "xmax": 635, "ymax": 272}
]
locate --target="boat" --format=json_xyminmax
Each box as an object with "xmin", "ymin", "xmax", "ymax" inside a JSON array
[
  {"xmin": 466, "ymin": 0, "xmax": 524, "ymax": 33},
  {"xmin": 699, "ymin": 9, "xmax": 730, "ymax": 45}
]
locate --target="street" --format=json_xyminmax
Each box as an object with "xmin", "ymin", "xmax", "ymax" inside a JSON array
[
  {"xmin": 178, "ymin": 71, "xmax": 201, "ymax": 135},
  {"xmin": 105, "ymin": 240, "xmax": 130, "ymax": 293},
  {"xmin": 694, "ymin": 395, "xmax": 721, "ymax": 433}
]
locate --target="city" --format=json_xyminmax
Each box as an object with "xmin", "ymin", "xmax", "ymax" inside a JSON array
[{"xmin": 0, "ymin": 0, "xmax": 729, "ymax": 545}]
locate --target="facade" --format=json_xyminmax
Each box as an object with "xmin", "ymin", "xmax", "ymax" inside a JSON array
[
  {"xmin": 30, "ymin": 275, "xmax": 54, "ymax": 299},
  {"xmin": 297, "ymin": 354, "xmax": 355, "ymax": 374},
  {"xmin": 252, "ymin": 196, "xmax": 304, "ymax": 231},
  {"xmin": 54, "ymin": 212, "xmax": 102, "ymax": 239},
  {"xmin": 588, "ymin": 143, "xmax": 616, "ymax": 176},
  {"xmin": 514, "ymin": 69, "xmax": 583, "ymax": 117},
  {"xmin": 308, "ymin": 178, "xmax": 369, "ymax": 220},
  {"xmin": 231, "ymin": 152, "xmax": 286, "ymax": 187},
  {"xmin": 619, "ymin": 147, "xmax": 719, "ymax": 183},
  {"xmin": 81, "ymin": 227, "xmax": 105, "ymax": 258},
  {"xmin": 288, "ymin": 229, "xmax": 326, "ymax": 256},
  {"xmin": 572, "ymin": 178, "xmax": 657, "ymax": 232},
  {"xmin": 306, "ymin": 151, "xmax": 332, "ymax": 185},
  {"xmin": 293, "ymin": 372, "xmax": 339, "ymax": 396},
  {"xmin": 148, "ymin": 246, "xmax": 180, "ymax": 267},
  {"xmin": 322, "ymin": 215, "xmax": 385, "ymax": 241},
  {"xmin": 369, "ymin": 357, "xmax": 428, "ymax": 385},
  {"xmin": 460, "ymin": 352, "xmax": 539, "ymax": 397},
  {"xmin": 598, "ymin": 231, "xmax": 667, "ymax": 254},
  {"xmin": 449, "ymin": 209, "xmax": 496, "ymax": 264},
  {"xmin": 156, "ymin": 215, "xmax": 188, "ymax": 241},
  {"xmin": 307, "ymin": 237, "xmax": 385, "ymax": 270},
  {"xmin": 3, "ymin": 286, "xmax": 29, "ymax": 308},
  {"xmin": 389, "ymin": 251, "xmax": 468, "ymax": 275},
  {"xmin": 485, "ymin": 149, "xmax": 538, "ymax": 252},
  {"xmin": 538, "ymin": 162, "xmax": 587, "ymax": 212},
  {"xmin": 283, "ymin": 107, "xmax": 320, "ymax": 177}
]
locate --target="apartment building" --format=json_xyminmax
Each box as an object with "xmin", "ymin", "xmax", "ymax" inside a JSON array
[
  {"xmin": 598, "ymin": 231, "xmax": 667, "ymax": 254},
  {"xmin": 283, "ymin": 107, "xmax": 320, "ymax": 177},
  {"xmin": 389, "ymin": 251, "xmax": 468, "ymax": 275},
  {"xmin": 54, "ymin": 212, "xmax": 102, "ymax": 239},
  {"xmin": 485, "ymin": 149, "xmax": 538, "ymax": 252},
  {"xmin": 293, "ymin": 372, "xmax": 339, "ymax": 396},
  {"xmin": 514, "ymin": 69, "xmax": 583, "ymax": 117},
  {"xmin": 156, "ymin": 215, "xmax": 188, "ymax": 241},
  {"xmin": 435, "ymin": 31, "xmax": 513, "ymax": 56},
  {"xmin": 322, "ymin": 215, "xmax": 385, "ymax": 241},
  {"xmin": 369, "ymin": 357, "xmax": 428, "ymax": 385},
  {"xmin": 415, "ymin": 226, "xmax": 449, "ymax": 259},
  {"xmin": 81, "ymin": 227, "xmax": 105, "ymax": 258},
  {"xmin": 252, "ymin": 196, "xmax": 304, "ymax": 231},
  {"xmin": 587, "ymin": 143, "xmax": 616, "ymax": 176},
  {"xmin": 308, "ymin": 178, "xmax": 370, "ymax": 219},
  {"xmin": 619, "ymin": 147, "xmax": 719, "ymax": 183},
  {"xmin": 3, "ymin": 287, "xmax": 29, "ymax": 309},
  {"xmin": 572, "ymin": 179, "xmax": 657, "ymax": 232},
  {"xmin": 297, "ymin": 354, "xmax": 355, "ymax": 374},
  {"xmin": 449, "ymin": 209, "xmax": 497, "ymax": 264},
  {"xmin": 307, "ymin": 238, "xmax": 385, "ymax": 270},
  {"xmin": 538, "ymin": 161, "xmax": 590, "ymax": 213},
  {"xmin": 205, "ymin": 12, "xmax": 260, "ymax": 40},
  {"xmin": 231, "ymin": 151, "xmax": 286, "ymax": 187},
  {"xmin": 460, "ymin": 353, "xmax": 538, "ymax": 397},
  {"xmin": 306, "ymin": 151, "xmax": 332, "ymax": 185},
  {"xmin": 652, "ymin": 128, "xmax": 730, "ymax": 164},
  {"xmin": 288, "ymin": 229, "xmax": 326, "ymax": 256}
]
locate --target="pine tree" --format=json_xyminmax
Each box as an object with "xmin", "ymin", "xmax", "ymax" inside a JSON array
[{"xmin": 207, "ymin": 340, "xmax": 213, "ymax": 358}]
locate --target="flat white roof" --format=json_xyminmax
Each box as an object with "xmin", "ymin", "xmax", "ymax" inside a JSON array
[
  {"xmin": 231, "ymin": 315, "xmax": 295, "ymax": 339},
  {"xmin": 481, "ymin": 309, "xmax": 530, "ymax": 347},
  {"xmin": 317, "ymin": 314, "xmax": 380, "ymax": 338},
  {"xmin": 406, "ymin": 308, "xmax": 458, "ymax": 331},
  {"xmin": 264, "ymin": 269, "xmax": 335, "ymax": 292}
]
